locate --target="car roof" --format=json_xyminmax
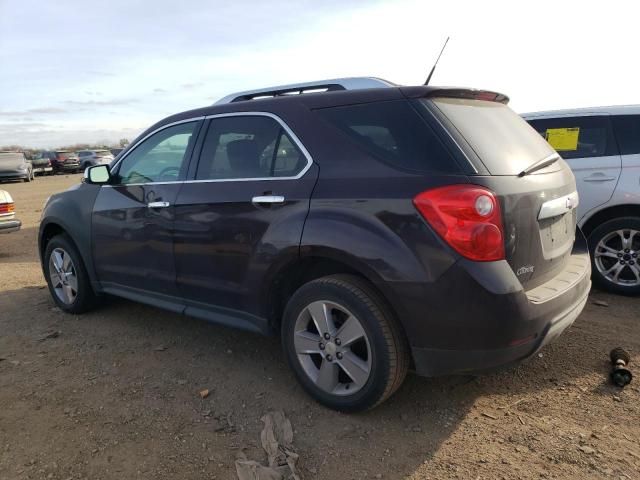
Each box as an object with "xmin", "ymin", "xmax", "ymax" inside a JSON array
[
  {"xmin": 522, "ymin": 104, "xmax": 640, "ymax": 119},
  {"xmin": 148, "ymin": 85, "xmax": 507, "ymax": 131}
]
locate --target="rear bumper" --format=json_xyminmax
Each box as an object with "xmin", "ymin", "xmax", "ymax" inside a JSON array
[
  {"xmin": 400, "ymin": 228, "xmax": 592, "ymax": 377},
  {"xmin": 54, "ymin": 163, "xmax": 80, "ymax": 172},
  {"xmin": 34, "ymin": 166, "xmax": 53, "ymax": 173},
  {"xmin": 411, "ymin": 285, "xmax": 589, "ymax": 376},
  {"xmin": 0, "ymin": 219, "xmax": 21, "ymax": 234}
]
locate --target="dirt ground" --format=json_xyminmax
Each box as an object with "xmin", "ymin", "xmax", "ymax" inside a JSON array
[{"xmin": 0, "ymin": 174, "xmax": 638, "ymax": 480}]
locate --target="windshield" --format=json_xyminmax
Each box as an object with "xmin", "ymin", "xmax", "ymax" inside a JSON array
[
  {"xmin": 95, "ymin": 150, "xmax": 112, "ymax": 157},
  {"xmin": 427, "ymin": 98, "xmax": 556, "ymax": 175},
  {"xmin": 0, "ymin": 153, "xmax": 24, "ymax": 163}
]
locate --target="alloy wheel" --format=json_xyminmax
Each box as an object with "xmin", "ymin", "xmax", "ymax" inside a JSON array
[
  {"xmin": 594, "ymin": 229, "xmax": 640, "ymax": 286},
  {"xmin": 48, "ymin": 247, "xmax": 78, "ymax": 304},
  {"xmin": 293, "ymin": 300, "xmax": 372, "ymax": 395}
]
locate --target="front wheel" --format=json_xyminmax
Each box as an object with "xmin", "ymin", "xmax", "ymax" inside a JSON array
[
  {"xmin": 282, "ymin": 275, "xmax": 409, "ymax": 412},
  {"xmin": 44, "ymin": 234, "xmax": 98, "ymax": 313},
  {"xmin": 589, "ymin": 217, "xmax": 640, "ymax": 295}
]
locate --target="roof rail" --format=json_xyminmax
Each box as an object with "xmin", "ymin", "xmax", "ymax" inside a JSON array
[{"xmin": 214, "ymin": 77, "xmax": 396, "ymax": 105}]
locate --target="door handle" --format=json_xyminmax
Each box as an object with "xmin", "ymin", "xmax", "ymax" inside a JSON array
[
  {"xmin": 583, "ymin": 174, "xmax": 616, "ymax": 182},
  {"xmin": 147, "ymin": 201, "xmax": 171, "ymax": 208},
  {"xmin": 251, "ymin": 195, "xmax": 285, "ymax": 205}
]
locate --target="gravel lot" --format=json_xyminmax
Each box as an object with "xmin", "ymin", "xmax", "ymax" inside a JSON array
[{"xmin": 1, "ymin": 174, "xmax": 639, "ymax": 480}]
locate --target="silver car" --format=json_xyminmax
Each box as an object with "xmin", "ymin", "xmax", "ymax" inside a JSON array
[
  {"xmin": 523, "ymin": 106, "xmax": 640, "ymax": 295},
  {"xmin": 0, "ymin": 151, "xmax": 34, "ymax": 182},
  {"xmin": 77, "ymin": 150, "xmax": 114, "ymax": 171}
]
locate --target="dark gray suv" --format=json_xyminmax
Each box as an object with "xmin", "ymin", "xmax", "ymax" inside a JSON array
[{"xmin": 39, "ymin": 79, "xmax": 591, "ymax": 411}]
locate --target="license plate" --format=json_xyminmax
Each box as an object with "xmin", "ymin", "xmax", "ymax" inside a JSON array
[{"xmin": 539, "ymin": 211, "xmax": 575, "ymax": 258}]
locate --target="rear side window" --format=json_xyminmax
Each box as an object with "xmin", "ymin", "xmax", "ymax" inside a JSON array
[
  {"xmin": 196, "ymin": 116, "xmax": 307, "ymax": 180},
  {"xmin": 527, "ymin": 116, "xmax": 617, "ymax": 159},
  {"xmin": 612, "ymin": 115, "xmax": 640, "ymax": 155},
  {"xmin": 315, "ymin": 100, "xmax": 460, "ymax": 173}
]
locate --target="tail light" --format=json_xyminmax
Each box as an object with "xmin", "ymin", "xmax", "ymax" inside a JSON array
[
  {"xmin": 413, "ymin": 184, "xmax": 505, "ymax": 261},
  {"xmin": 0, "ymin": 202, "xmax": 15, "ymax": 214}
]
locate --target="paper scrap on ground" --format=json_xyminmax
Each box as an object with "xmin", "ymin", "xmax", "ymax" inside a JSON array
[
  {"xmin": 235, "ymin": 411, "xmax": 301, "ymax": 480},
  {"xmin": 545, "ymin": 127, "xmax": 580, "ymax": 151}
]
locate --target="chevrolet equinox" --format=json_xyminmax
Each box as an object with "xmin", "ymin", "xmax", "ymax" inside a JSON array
[{"xmin": 39, "ymin": 78, "xmax": 591, "ymax": 411}]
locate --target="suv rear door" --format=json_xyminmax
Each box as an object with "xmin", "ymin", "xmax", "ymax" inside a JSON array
[
  {"xmin": 173, "ymin": 113, "xmax": 318, "ymax": 330},
  {"xmin": 526, "ymin": 115, "xmax": 621, "ymax": 222}
]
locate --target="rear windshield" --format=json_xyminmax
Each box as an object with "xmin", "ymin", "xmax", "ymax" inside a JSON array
[
  {"xmin": 56, "ymin": 151, "xmax": 74, "ymax": 159},
  {"xmin": 428, "ymin": 98, "xmax": 556, "ymax": 175},
  {"xmin": 315, "ymin": 100, "xmax": 461, "ymax": 173}
]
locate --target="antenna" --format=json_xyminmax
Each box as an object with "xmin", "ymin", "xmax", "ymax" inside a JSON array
[{"xmin": 424, "ymin": 37, "xmax": 450, "ymax": 85}]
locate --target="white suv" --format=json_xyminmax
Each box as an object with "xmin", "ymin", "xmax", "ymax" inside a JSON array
[{"xmin": 523, "ymin": 106, "xmax": 640, "ymax": 295}]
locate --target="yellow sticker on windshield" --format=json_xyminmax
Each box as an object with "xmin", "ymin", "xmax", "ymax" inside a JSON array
[{"xmin": 545, "ymin": 127, "xmax": 580, "ymax": 151}]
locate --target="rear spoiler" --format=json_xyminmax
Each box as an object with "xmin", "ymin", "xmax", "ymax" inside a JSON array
[{"xmin": 401, "ymin": 86, "xmax": 509, "ymax": 104}]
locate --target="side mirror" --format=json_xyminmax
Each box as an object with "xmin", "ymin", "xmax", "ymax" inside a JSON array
[{"xmin": 84, "ymin": 164, "xmax": 111, "ymax": 184}]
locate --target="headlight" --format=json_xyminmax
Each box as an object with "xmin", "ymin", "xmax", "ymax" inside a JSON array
[{"xmin": 18, "ymin": 164, "xmax": 28, "ymax": 171}]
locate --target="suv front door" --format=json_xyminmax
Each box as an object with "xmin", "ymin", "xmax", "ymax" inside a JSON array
[
  {"xmin": 527, "ymin": 115, "xmax": 621, "ymax": 222},
  {"xmin": 173, "ymin": 114, "xmax": 318, "ymax": 331},
  {"xmin": 92, "ymin": 120, "xmax": 202, "ymax": 300}
]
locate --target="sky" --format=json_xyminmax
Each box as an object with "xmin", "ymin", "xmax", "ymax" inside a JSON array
[{"xmin": 1, "ymin": 0, "xmax": 639, "ymax": 148}]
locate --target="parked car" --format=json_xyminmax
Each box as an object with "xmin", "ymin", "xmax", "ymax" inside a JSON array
[
  {"xmin": 523, "ymin": 107, "xmax": 640, "ymax": 295},
  {"xmin": 0, "ymin": 151, "xmax": 34, "ymax": 182},
  {"xmin": 77, "ymin": 150, "xmax": 115, "ymax": 170},
  {"xmin": 0, "ymin": 189, "xmax": 21, "ymax": 233},
  {"xmin": 41, "ymin": 151, "xmax": 80, "ymax": 174},
  {"xmin": 39, "ymin": 78, "xmax": 591, "ymax": 411},
  {"xmin": 31, "ymin": 153, "xmax": 54, "ymax": 176},
  {"xmin": 110, "ymin": 148, "xmax": 124, "ymax": 158}
]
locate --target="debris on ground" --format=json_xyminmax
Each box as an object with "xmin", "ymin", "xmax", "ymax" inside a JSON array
[
  {"xmin": 609, "ymin": 347, "xmax": 633, "ymax": 387},
  {"xmin": 199, "ymin": 389, "xmax": 210, "ymax": 399},
  {"xmin": 38, "ymin": 330, "xmax": 60, "ymax": 342},
  {"xmin": 235, "ymin": 411, "xmax": 300, "ymax": 480},
  {"xmin": 593, "ymin": 300, "xmax": 609, "ymax": 307},
  {"xmin": 153, "ymin": 345, "xmax": 167, "ymax": 351}
]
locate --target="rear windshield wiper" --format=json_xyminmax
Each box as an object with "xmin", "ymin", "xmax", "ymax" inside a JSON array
[{"xmin": 518, "ymin": 153, "xmax": 560, "ymax": 177}]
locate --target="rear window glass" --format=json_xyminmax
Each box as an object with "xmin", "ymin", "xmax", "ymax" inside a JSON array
[
  {"xmin": 429, "ymin": 98, "xmax": 555, "ymax": 175},
  {"xmin": 315, "ymin": 100, "xmax": 460, "ymax": 173},
  {"xmin": 527, "ymin": 116, "xmax": 616, "ymax": 159},
  {"xmin": 612, "ymin": 115, "xmax": 640, "ymax": 155}
]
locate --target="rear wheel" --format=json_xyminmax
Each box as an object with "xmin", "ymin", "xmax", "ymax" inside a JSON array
[
  {"xmin": 282, "ymin": 274, "xmax": 409, "ymax": 412},
  {"xmin": 589, "ymin": 217, "xmax": 640, "ymax": 295},
  {"xmin": 44, "ymin": 234, "xmax": 98, "ymax": 313}
]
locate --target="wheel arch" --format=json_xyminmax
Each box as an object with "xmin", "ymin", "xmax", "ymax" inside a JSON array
[
  {"xmin": 263, "ymin": 249, "xmax": 409, "ymax": 344},
  {"xmin": 581, "ymin": 204, "xmax": 640, "ymax": 238},
  {"xmin": 39, "ymin": 217, "xmax": 100, "ymax": 291}
]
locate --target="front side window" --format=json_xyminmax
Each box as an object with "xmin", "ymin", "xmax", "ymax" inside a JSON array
[
  {"xmin": 527, "ymin": 116, "xmax": 616, "ymax": 160},
  {"xmin": 196, "ymin": 115, "xmax": 307, "ymax": 180},
  {"xmin": 116, "ymin": 121, "xmax": 197, "ymax": 184}
]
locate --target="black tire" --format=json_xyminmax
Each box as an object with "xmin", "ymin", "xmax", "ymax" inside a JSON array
[
  {"xmin": 588, "ymin": 216, "xmax": 640, "ymax": 295},
  {"xmin": 43, "ymin": 234, "xmax": 98, "ymax": 313},
  {"xmin": 282, "ymin": 274, "xmax": 409, "ymax": 412}
]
